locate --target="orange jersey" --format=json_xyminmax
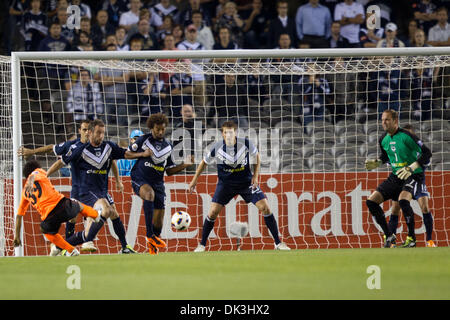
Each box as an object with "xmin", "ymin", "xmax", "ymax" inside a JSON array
[{"xmin": 17, "ymin": 168, "xmax": 64, "ymax": 221}]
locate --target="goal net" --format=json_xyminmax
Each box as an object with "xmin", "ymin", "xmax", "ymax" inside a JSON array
[{"xmin": 3, "ymin": 48, "xmax": 450, "ymax": 256}]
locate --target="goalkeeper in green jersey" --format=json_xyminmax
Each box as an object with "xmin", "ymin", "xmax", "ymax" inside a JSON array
[{"xmin": 364, "ymin": 110, "xmax": 432, "ymax": 248}]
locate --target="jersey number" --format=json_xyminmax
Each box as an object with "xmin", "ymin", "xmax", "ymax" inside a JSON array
[{"xmin": 25, "ymin": 181, "xmax": 42, "ymax": 205}]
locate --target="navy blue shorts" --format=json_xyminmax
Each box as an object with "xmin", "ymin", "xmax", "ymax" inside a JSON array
[
  {"xmin": 78, "ymin": 191, "xmax": 114, "ymax": 208},
  {"xmin": 212, "ymin": 182, "xmax": 266, "ymax": 206},
  {"xmin": 131, "ymin": 178, "xmax": 166, "ymax": 210},
  {"xmin": 404, "ymin": 175, "xmax": 430, "ymax": 200}
]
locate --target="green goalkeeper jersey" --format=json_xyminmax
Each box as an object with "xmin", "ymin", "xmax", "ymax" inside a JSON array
[{"xmin": 379, "ymin": 128, "xmax": 432, "ymax": 175}]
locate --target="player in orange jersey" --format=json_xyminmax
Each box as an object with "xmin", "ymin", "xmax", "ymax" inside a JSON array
[{"xmin": 14, "ymin": 159, "xmax": 101, "ymax": 256}]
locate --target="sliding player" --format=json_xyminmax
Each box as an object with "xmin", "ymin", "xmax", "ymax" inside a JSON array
[
  {"xmin": 365, "ymin": 110, "xmax": 432, "ymax": 248},
  {"xmin": 129, "ymin": 113, "xmax": 192, "ymax": 254},
  {"xmin": 388, "ymin": 124, "xmax": 436, "ymax": 247},
  {"xmin": 188, "ymin": 121, "xmax": 291, "ymax": 252},
  {"xmin": 60, "ymin": 119, "xmax": 152, "ymax": 254},
  {"xmin": 14, "ymin": 159, "xmax": 101, "ymax": 256}
]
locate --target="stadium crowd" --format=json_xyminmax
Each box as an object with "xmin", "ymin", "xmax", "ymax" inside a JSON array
[{"xmin": 2, "ymin": 0, "xmax": 450, "ymax": 134}]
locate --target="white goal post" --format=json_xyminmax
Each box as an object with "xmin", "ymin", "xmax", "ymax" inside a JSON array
[{"xmin": 4, "ymin": 47, "xmax": 450, "ymax": 256}]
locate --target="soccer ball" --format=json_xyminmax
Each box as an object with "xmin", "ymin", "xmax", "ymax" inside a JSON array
[{"xmin": 171, "ymin": 211, "xmax": 191, "ymax": 231}]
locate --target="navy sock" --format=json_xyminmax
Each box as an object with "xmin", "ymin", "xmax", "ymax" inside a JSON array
[
  {"xmin": 422, "ymin": 212, "xmax": 433, "ymax": 241},
  {"xmin": 388, "ymin": 214, "xmax": 399, "ymax": 235},
  {"xmin": 264, "ymin": 213, "xmax": 281, "ymax": 245},
  {"xmin": 200, "ymin": 216, "xmax": 215, "ymax": 246},
  {"xmin": 366, "ymin": 199, "xmax": 391, "ymax": 236},
  {"xmin": 86, "ymin": 216, "xmax": 106, "ymax": 242},
  {"xmin": 65, "ymin": 221, "xmax": 75, "ymax": 239},
  {"xmin": 143, "ymin": 200, "xmax": 154, "ymax": 238},
  {"xmin": 66, "ymin": 231, "xmax": 86, "ymax": 246},
  {"xmin": 112, "ymin": 217, "xmax": 128, "ymax": 249},
  {"xmin": 399, "ymin": 199, "xmax": 416, "ymax": 239}
]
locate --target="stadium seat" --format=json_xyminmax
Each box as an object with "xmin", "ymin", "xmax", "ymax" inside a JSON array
[{"xmin": 281, "ymin": 162, "xmax": 305, "ymax": 173}]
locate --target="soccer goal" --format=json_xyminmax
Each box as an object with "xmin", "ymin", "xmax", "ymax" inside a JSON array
[{"xmin": 2, "ymin": 47, "xmax": 450, "ymax": 256}]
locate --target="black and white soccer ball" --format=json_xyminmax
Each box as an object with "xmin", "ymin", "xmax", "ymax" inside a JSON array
[{"xmin": 171, "ymin": 211, "xmax": 191, "ymax": 231}]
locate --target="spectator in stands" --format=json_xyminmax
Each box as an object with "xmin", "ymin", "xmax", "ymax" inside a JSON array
[
  {"xmin": 173, "ymin": 104, "xmax": 200, "ymax": 173},
  {"xmin": 151, "ymin": 0, "xmax": 180, "ymax": 29},
  {"xmin": 242, "ymin": 0, "xmax": 271, "ymax": 49},
  {"xmin": 192, "ymin": 10, "xmax": 215, "ymax": 50},
  {"xmin": 359, "ymin": 13, "xmax": 385, "ymax": 48},
  {"xmin": 373, "ymin": 57, "xmax": 402, "ymax": 115},
  {"xmin": 119, "ymin": 0, "xmax": 142, "ymax": 32},
  {"xmin": 401, "ymin": 19, "xmax": 419, "ymax": 47},
  {"xmin": 8, "ymin": 0, "xmax": 30, "ymax": 54},
  {"xmin": 270, "ymin": 33, "xmax": 300, "ymax": 104},
  {"xmin": 214, "ymin": 1, "xmax": 245, "ymax": 48},
  {"xmin": 156, "ymin": 15, "xmax": 174, "ymax": 45},
  {"xmin": 127, "ymin": 37, "xmax": 151, "ymax": 119},
  {"xmin": 297, "ymin": 70, "xmax": 331, "ymax": 127},
  {"xmin": 102, "ymin": 0, "xmax": 128, "ymax": 28},
  {"xmin": 103, "ymin": 33, "xmax": 118, "ymax": 50},
  {"xmin": 54, "ymin": 7, "xmax": 74, "ymax": 45},
  {"xmin": 71, "ymin": 0, "xmax": 91, "ymax": 19},
  {"xmin": 143, "ymin": 72, "xmax": 168, "ymax": 115},
  {"xmin": 66, "ymin": 68, "xmax": 103, "ymax": 123},
  {"xmin": 427, "ymin": 7, "xmax": 450, "ymax": 46},
  {"xmin": 295, "ymin": 0, "xmax": 332, "ymax": 48},
  {"xmin": 172, "ymin": 24, "xmax": 185, "ymax": 46},
  {"xmin": 377, "ymin": 22, "xmax": 405, "ymax": 47},
  {"xmin": 73, "ymin": 31, "xmax": 93, "ymax": 51},
  {"xmin": 169, "ymin": 72, "xmax": 194, "ymax": 121},
  {"xmin": 95, "ymin": 46, "xmax": 130, "ymax": 128},
  {"xmin": 128, "ymin": 18, "xmax": 159, "ymax": 50},
  {"xmin": 209, "ymin": 73, "xmax": 249, "ymax": 129},
  {"xmin": 413, "ymin": 0, "xmax": 438, "ymax": 34},
  {"xmin": 410, "ymin": 29, "xmax": 437, "ymax": 120},
  {"xmin": 177, "ymin": 23, "xmax": 206, "ymax": 107},
  {"xmin": 326, "ymin": 57, "xmax": 356, "ymax": 123},
  {"xmin": 329, "ymin": 21, "xmax": 351, "ymax": 48},
  {"xmin": 267, "ymin": 0, "xmax": 297, "ymax": 49},
  {"xmin": 38, "ymin": 21, "xmax": 70, "ymax": 51},
  {"xmin": 22, "ymin": 0, "xmax": 48, "ymax": 51},
  {"xmin": 91, "ymin": 10, "xmax": 115, "ymax": 50},
  {"xmin": 115, "ymin": 26, "xmax": 129, "ymax": 51},
  {"xmin": 179, "ymin": 0, "xmax": 211, "ymax": 27},
  {"xmin": 73, "ymin": 17, "xmax": 93, "ymax": 48},
  {"xmin": 213, "ymin": 26, "xmax": 239, "ymax": 50},
  {"xmin": 334, "ymin": 0, "xmax": 365, "ymax": 48}
]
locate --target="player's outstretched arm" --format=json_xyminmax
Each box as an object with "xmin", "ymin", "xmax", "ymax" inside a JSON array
[
  {"xmin": 18, "ymin": 145, "xmax": 54, "ymax": 158},
  {"xmin": 14, "ymin": 215, "xmax": 23, "ymax": 247},
  {"xmin": 166, "ymin": 155, "xmax": 194, "ymax": 176},
  {"xmin": 251, "ymin": 152, "xmax": 261, "ymax": 188},
  {"xmin": 111, "ymin": 160, "xmax": 124, "ymax": 192},
  {"xmin": 124, "ymin": 148, "xmax": 153, "ymax": 159},
  {"xmin": 188, "ymin": 160, "xmax": 207, "ymax": 193},
  {"xmin": 47, "ymin": 159, "xmax": 65, "ymax": 177}
]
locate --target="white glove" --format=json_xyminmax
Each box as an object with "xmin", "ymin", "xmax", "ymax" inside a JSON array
[
  {"xmin": 397, "ymin": 162, "xmax": 420, "ymax": 180},
  {"xmin": 365, "ymin": 159, "xmax": 381, "ymax": 171}
]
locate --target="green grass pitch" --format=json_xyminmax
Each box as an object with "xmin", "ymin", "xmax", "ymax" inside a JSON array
[{"xmin": 1, "ymin": 248, "xmax": 449, "ymax": 300}]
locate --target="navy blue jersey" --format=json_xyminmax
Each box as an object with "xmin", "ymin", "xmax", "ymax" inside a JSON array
[
  {"xmin": 54, "ymin": 138, "xmax": 81, "ymax": 199},
  {"xmin": 129, "ymin": 133, "xmax": 176, "ymax": 184},
  {"xmin": 61, "ymin": 140, "xmax": 126, "ymax": 197},
  {"xmin": 204, "ymin": 137, "xmax": 258, "ymax": 187}
]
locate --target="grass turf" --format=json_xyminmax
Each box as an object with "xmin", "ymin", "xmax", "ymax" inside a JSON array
[{"xmin": 0, "ymin": 247, "xmax": 449, "ymax": 300}]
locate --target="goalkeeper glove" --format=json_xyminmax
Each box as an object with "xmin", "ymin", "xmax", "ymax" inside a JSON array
[
  {"xmin": 365, "ymin": 159, "xmax": 382, "ymax": 171},
  {"xmin": 397, "ymin": 161, "xmax": 420, "ymax": 180}
]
